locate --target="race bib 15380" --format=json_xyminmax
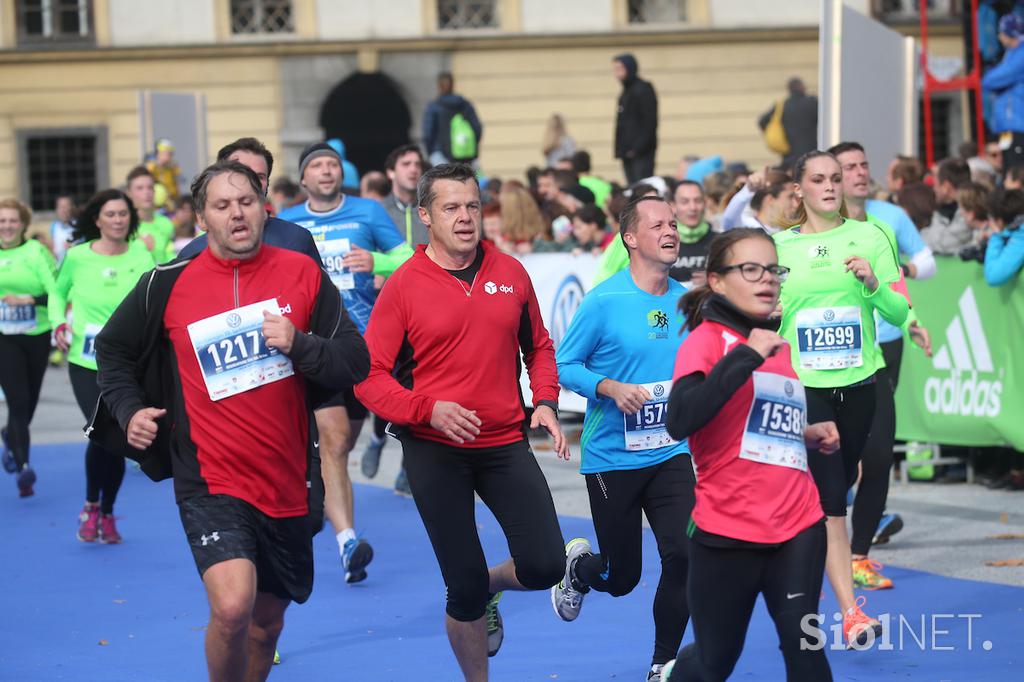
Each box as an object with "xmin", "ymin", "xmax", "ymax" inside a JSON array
[{"xmin": 739, "ymin": 372, "xmax": 807, "ymax": 471}]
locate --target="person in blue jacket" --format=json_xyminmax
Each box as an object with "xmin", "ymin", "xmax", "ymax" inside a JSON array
[
  {"xmin": 982, "ymin": 13, "xmax": 1024, "ymax": 171},
  {"xmin": 422, "ymin": 72, "xmax": 483, "ymax": 166},
  {"xmin": 985, "ymin": 187, "xmax": 1024, "ymax": 286},
  {"xmin": 551, "ymin": 195, "xmax": 695, "ymax": 682},
  {"xmin": 326, "ymin": 138, "xmax": 360, "ymax": 190}
]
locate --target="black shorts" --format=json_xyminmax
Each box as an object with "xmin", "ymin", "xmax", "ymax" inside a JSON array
[
  {"xmin": 179, "ymin": 494, "xmax": 314, "ymax": 604},
  {"xmin": 318, "ymin": 388, "xmax": 368, "ymax": 421}
]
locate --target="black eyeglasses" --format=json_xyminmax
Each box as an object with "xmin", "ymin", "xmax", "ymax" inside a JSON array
[{"xmin": 717, "ymin": 262, "xmax": 790, "ymax": 282}]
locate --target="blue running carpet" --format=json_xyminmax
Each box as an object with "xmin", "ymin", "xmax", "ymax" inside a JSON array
[{"xmin": 2, "ymin": 444, "xmax": 1021, "ymax": 681}]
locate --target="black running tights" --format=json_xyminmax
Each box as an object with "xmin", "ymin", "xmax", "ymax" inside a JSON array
[
  {"xmin": 68, "ymin": 363, "xmax": 125, "ymax": 514},
  {"xmin": 0, "ymin": 333, "xmax": 50, "ymax": 469},
  {"xmin": 576, "ymin": 455, "xmax": 696, "ymax": 666},
  {"xmin": 851, "ymin": 340, "xmax": 903, "ymax": 555},
  {"xmin": 673, "ymin": 521, "xmax": 832, "ymax": 682}
]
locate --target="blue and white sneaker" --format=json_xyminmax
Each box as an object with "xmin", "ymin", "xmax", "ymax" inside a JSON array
[
  {"xmin": 342, "ymin": 538, "xmax": 374, "ymax": 584},
  {"xmin": 872, "ymin": 513, "xmax": 904, "ymax": 546},
  {"xmin": 1, "ymin": 428, "xmax": 16, "ymax": 474}
]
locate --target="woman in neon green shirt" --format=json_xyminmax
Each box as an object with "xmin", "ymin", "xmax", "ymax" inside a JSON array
[
  {"xmin": 0, "ymin": 198, "xmax": 58, "ymax": 498},
  {"xmin": 773, "ymin": 151, "xmax": 908, "ymax": 649},
  {"xmin": 50, "ymin": 189, "xmax": 155, "ymax": 544}
]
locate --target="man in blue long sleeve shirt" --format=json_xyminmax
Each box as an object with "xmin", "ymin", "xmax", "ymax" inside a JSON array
[{"xmin": 550, "ymin": 196, "xmax": 694, "ymax": 682}]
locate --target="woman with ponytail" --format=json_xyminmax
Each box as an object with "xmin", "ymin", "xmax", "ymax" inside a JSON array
[
  {"xmin": 772, "ymin": 151, "xmax": 909, "ymax": 649},
  {"xmin": 661, "ymin": 228, "xmax": 837, "ymax": 681}
]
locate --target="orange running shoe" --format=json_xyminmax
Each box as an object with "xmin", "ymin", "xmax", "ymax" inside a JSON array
[
  {"xmin": 852, "ymin": 558, "xmax": 894, "ymax": 590},
  {"xmin": 843, "ymin": 595, "xmax": 883, "ymax": 649}
]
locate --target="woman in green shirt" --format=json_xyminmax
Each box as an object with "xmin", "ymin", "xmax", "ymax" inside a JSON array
[
  {"xmin": 0, "ymin": 198, "xmax": 58, "ymax": 498},
  {"xmin": 50, "ymin": 189, "xmax": 155, "ymax": 544},
  {"xmin": 773, "ymin": 151, "xmax": 909, "ymax": 649}
]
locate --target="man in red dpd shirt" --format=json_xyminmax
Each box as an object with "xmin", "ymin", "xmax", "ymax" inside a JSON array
[
  {"xmin": 355, "ymin": 163, "xmax": 570, "ymax": 681},
  {"xmin": 93, "ymin": 161, "xmax": 369, "ymax": 681}
]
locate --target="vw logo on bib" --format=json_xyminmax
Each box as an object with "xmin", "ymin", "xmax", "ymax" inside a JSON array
[{"xmin": 226, "ymin": 313, "xmax": 242, "ymax": 328}]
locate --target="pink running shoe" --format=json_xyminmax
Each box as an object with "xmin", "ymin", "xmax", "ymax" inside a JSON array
[
  {"xmin": 98, "ymin": 513, "xmax": 123, "ymax": 544},
  {"xmin": 77, "ymin": 504, "xmax": 100, "ymax": 542}
]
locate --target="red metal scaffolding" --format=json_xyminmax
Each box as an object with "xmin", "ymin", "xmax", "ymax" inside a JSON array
[{"xmin": 919, "ymin": 0, "xmax": 986, "ymax": 167}]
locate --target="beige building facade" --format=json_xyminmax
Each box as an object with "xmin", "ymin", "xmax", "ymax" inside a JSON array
[{"xmin": 0, "ymin": 0, "xmax": 965, "ymax": 224}]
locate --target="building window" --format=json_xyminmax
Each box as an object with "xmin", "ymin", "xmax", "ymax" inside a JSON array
[
  {"xmin": 17, "ymin": 129, "xmax": 107, "ymax": 212},
  {"xmin": 628, "ymin": 0, "xmax": 687, "ymax": 24},
  {"xmin": 437, "ymin": 0, "xmax": 499, "ymax": 30},
  {"xmin": 16, "ymin": 0, "xmax": 93, "ymax": 45},
  {"xmin": 873, "ymin": 0, "xmax": 957, "ymax": 23},
  {"xmin": 230, "ymin": 0, "xmax": 294, "ymax": 35}
]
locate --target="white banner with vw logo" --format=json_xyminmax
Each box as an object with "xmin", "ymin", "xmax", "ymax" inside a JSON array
[{"xmin": 517, "ymin": 254, "xmax": 599, "ymax": 414}]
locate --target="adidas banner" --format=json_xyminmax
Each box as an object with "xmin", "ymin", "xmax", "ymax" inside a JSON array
[{"xmin": 895, "ymin": 257, "xmax": 1022, "ymax": 449}]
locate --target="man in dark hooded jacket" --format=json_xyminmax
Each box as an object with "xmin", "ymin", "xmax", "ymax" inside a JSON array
[
  {"xmin": 613, "ymin": 53, "xmax": 659, "ymax": 184},
  {"xmin": 423, "ymin": 72, "xmax": 484, "ymax": 166}
]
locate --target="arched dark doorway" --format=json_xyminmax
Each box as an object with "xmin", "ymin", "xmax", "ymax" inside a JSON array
[{"xmin": 320, "ymin": 72, "xmax": 412, "ymax": 175}]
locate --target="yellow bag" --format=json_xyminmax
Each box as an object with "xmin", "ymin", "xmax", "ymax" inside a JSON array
[{"xmin": 764, "ymin": 100, "xmax": 790, "ymax": 155}]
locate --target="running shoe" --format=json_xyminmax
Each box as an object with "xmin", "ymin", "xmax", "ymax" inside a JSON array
[
  {"xmin": 661, "ymin": 659, "xmax": 676, "ymax": 681},
  {"xmin": 393, "ymin": 468, "xmax": 412, "ymax": 498},
  {"xmin": 872, "ymin": 512, "xmax": 904, "ymax": 546},
  {"xmin": 551, "ymin": 537, "xmax": 592, "ymax": 622},
  {"xmin": 1, "ymin": 428, "xmax": 15, "ymax": 474},
  {"xmin": 843, "ymin": 595, "xmax": 883, "ymax": 649},
  {"xmin": 77, "ymin": 504, "xmax": 100, "ymax": 542},
  {"xmin": 342, "ymin": 538, "xmax": 373, "ymax": 583},
  {"xmin": 99, "ymin": 513, "xmax": 123, "ymax": 544},
  {"xmin": 360, "ymin": 436, "xmax": 385, "ymax": 479},
  {"xmin": 485, "ymin": 592, "xmax": 503, "ymax": 657},
  {"xmin": 852, "ymin": 558, "xmax": 893, "ymax": 590},
  {"xmin": 647, "ymin": 663, "xmax": 665, "ymax": 681},
  {"xmin": 16, "ymin": 465, "xmax": 35, "ymax": 497}
]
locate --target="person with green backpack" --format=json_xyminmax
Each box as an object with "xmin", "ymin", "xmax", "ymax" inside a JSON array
[{"xmin": 423, "ymin": 72, "xmax": 483, "ymax": 167}]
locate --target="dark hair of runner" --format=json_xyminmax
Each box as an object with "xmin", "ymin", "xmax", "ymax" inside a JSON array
[
  {"xmin": 678, "ymin": 228, "xmax": 777, "ymax": 331},
  {"xmin": 125, "ymin": 165, "xmax": 153, "ymax": 186},
  {"xmin": 417, "ymin": 163, "xmax": 479, "ymax": 211},
  {"xmin": 618, "ymin": 195, "xmax": 672, "ymax": 244},
  {"xmin": 217, "ymin": 137, "xmax": 275, "ymax": 180},
  {"xmin": 826, "ymin": 141, "xmax": 865, "ymax": 158},
  {"xmin": 385, "ymin": 144, "xmax": 424, "ymax": 171},
  {"xmin": 73, "ymin": 188, "xmax": 140, "ymax": 242},
  {"xmin": 673, "ymin": 179, "xmax": 705, "ymax": 199},
  {"xmin": 190, "ymin": 161, "xmax": 264, "ymax": 214}
]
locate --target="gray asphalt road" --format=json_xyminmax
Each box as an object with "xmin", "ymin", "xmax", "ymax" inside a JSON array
[{"xmin": 8, "ymin": 365, "xmax": 1024, "ymax": 587}]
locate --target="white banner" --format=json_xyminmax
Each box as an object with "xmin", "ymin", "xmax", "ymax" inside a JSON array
[{"xmin": 518, "ymin": 253, "xmax": 599, "ymax": 414}]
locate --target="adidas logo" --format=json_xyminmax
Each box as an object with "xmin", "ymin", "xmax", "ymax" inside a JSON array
[{"xmin": 924, "ymin": 287, "xmax": 1002, "ymax": 418}]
